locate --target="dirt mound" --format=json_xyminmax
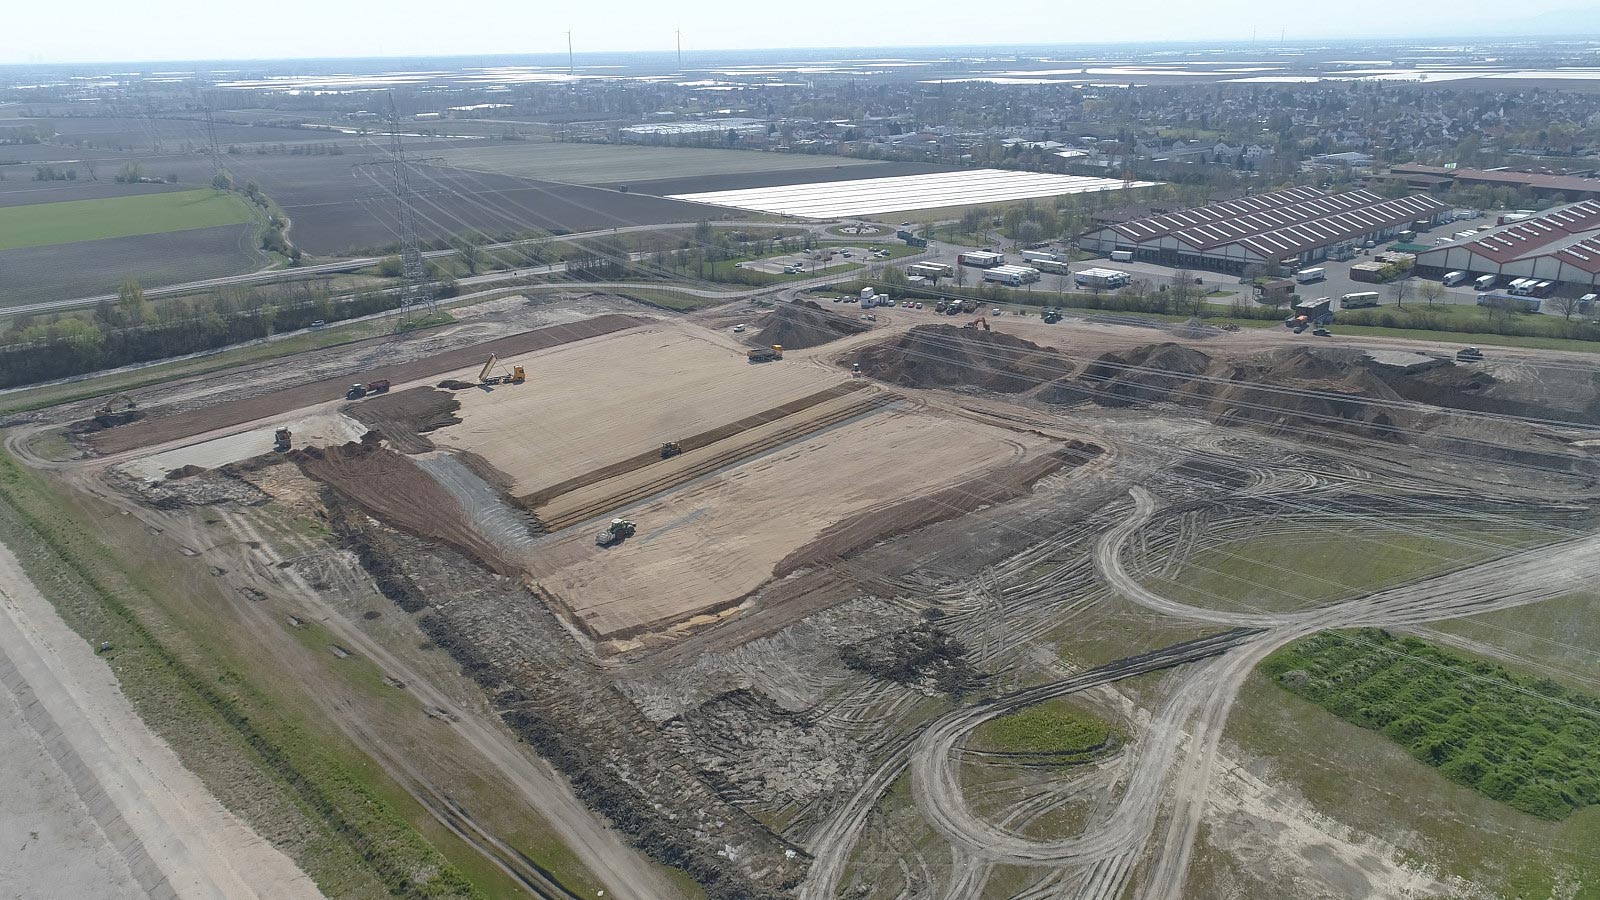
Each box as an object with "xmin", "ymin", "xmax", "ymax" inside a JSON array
[
  {"xmin": 1206, "ymin": 351, "xmax": 1417, "ymax": 440},
  {"xmin": 756, "ymin": 300, "xmax": 870, "ymax": 350},
  {"xmin": 436, "ymin": 379, "xmax": 476, "ymax": 390},
  {"xmin": 1043, "ymin": 343, "xmax": 1420, "ymax": 441},
  {"xmin": 854, "ymin": 325, "xmax": 1067, "ymax": 393},
  {"xmin": 1071, "ymin": 342, "xmax": 1214, "ymax": 407},
  {"xmin": 346, "ymin": 387, "xmax": 462, "ymax": 454}
]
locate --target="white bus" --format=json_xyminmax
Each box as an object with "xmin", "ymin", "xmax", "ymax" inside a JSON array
[
  {"xmin": 1032, "ymin": 258, "xmax": 1073, "ymax": 275},
  {"xmin": 1340, "ymin": 291, "xmax": 1381, "ymax": 309}
]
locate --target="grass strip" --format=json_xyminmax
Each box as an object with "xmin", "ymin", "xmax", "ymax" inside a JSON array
[{"xmin": 0, "ymin": 450, "xmax": 482, "ymax": 898}]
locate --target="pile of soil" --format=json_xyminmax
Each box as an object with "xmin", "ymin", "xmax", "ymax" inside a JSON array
[
  {"xmin": 1206, "ymin": 350, "xmax": 1417, "ymax": 440},
  {"xmin": 854, "ymin": 325, "xmax": 1069, "ymax": 393},
  {"xmin": 1041, "ymin": 343, "xmax": 1420, "ymax": 441},
  {"xmin": 756, "ymin": 300, "xmax": 870, "ymax": 350},
  {"xmin": 1072, "ymin": 342, "xmax": 1213, "ymax": 408},
  {"xmin": 436, "ymin": 379, "xmax": 476, "ymax": 390},
  {"xmin": 345, "ymin": 387, "xmax": 462, "ymax": 454}
]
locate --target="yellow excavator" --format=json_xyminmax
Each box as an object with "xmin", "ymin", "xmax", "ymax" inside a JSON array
[{"xmin": 477, "ymin": 354, "xmax": 526, "ymax": 386}]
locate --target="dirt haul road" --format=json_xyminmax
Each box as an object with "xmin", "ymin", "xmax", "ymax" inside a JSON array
[
  {"xmin": 885, "ymin": 487, "xmax": 1600, "ymax": 900},
  {"xmin": 0, "ymin": 538, "xmax": 323, "ymax": 900}
]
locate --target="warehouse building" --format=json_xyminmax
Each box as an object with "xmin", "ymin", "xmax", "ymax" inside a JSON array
[
  {"xmin": 1413, "ymin": 199, "xmax": 1600, "ymax": 290},
  {"xmin": 1388, "ymin": 165, "xmax": 1600, "ymax": 202},
  {"xmin": 1078, "ymin": 187, "xmax": 1447, "ymax": 274}
]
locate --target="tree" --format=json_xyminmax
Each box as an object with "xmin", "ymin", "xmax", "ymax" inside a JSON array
[
  {"xmin": 117, "ymin": 279, "xmax": 148, "ymax": 325},
  {"xmin": 1388, "ymin": 277, "xmax": 1412, "ymax": 307},
  {"xmin": 1419, "ymin": 281, "xmax": 1445, "ymax": 307},
  {"xmin": 1550, "ymin": 293, "xmax": 1583, "ymax": 321},
  {"xmin": 455, "ymin": 232, "xmax": 486, "ymax": 275},
  {"xmin": 212, "ymin": 172, "xmax": 232, "ymax": 191}
]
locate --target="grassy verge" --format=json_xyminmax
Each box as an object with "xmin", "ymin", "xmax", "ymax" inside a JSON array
[{"xmin": 0, "ymin": 450, "xmax": 480, "ymax": 898}]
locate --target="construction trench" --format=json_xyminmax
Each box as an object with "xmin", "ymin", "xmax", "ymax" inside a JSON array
[{"xmin": 22, "ymin": 291, "xmax": 1600, "ymax": 900}]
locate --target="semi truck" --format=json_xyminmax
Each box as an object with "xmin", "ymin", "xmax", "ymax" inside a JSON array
[
  {"xmin": 982, "ymin": 265, "xmax": 1041, "ymax": 286},
  {"xmin": 1294, "ymin": 267, "xmax": 1326, "ymax": 284},
  {"xmin": 907, "ymin": 262, "xmax": 953, "ymax": 279},
  {"xmin": 1074, "ymin": 267, "xmax": 1131, "ymax": 289},
  {"xmin": 958, "ymin": 251, "xmax": 1005, "ymax": 268},
  {"xmin": 1021, "ymin": 249, "xmax": 1065, "ymax": 263}
]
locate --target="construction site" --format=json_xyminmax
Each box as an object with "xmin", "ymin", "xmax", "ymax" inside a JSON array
[{"xmin": 9, "ymin": 285, "xmax": 1600, "ymax": 900}]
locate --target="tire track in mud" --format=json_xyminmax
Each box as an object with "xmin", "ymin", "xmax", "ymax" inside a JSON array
[{"xmin": 797, "ymin": 628, "xmax": 1260, "ymax": 900}]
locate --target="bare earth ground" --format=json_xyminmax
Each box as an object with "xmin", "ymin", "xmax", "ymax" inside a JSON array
[
  {"xmin": 526, "ymin": 407, "xmax": 1045, "ymax": 639},
  {"xmin": 0, "ymin": 540, "xmax": 323, "ymax": 900},
  {"xmin": 26, "ymin": 289, "xmax": 1600, "ymax": 900},
  {"xmin": 430, "ymin": 322, "xmax": 848, "ymax": 496}
]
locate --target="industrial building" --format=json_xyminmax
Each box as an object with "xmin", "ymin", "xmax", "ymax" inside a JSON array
[
  {"xmin": 1388, "ymin": 164, "xmax": 1600, "ymax": 202},
  {"xmin": 1078, "ymin": 187, "xmax": 1448, "ymax": 274},
  {"xmin": 1413, "ymin": 199, "xmax": 1600, "ymax": 290}
]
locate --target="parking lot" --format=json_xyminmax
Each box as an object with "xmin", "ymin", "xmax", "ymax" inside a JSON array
[{"xmin": 914, "ymin": 212, "xmax": 1589, "ymax": 318}]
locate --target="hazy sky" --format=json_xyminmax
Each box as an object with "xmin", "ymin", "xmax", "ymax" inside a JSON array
[{"xmin": 3, "ymin": 0, "xmax": 1586, "ymax": 65}]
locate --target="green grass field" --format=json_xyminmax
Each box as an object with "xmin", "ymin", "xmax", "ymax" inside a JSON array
[
  {"xmin": 1147, "ymin": 525, "xmax": 1545, "ymax": 616},
  {"xmin": 0, "ymin": 189, "xmax": 256, "ymax": 251}
]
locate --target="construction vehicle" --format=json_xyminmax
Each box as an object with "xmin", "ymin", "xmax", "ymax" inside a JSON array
[
  {"xmin": 595, "ymin": 518, "xmax": 637, "ymax": 547},
  {"xmin": 747, "ymin": 344, "xmax": 784, "ymax": 363},
  {"xmin": 660, "ymin": 441, "xmax": 682, "ymax": 458},
  {"xmin": 346, "ymin": 379, "xmax": 391, "ymax": 400},
  {"xmin": 274, "ymin": 428, "xmax": 292, "ymax": 452},
  {"xmin": 1456, "ymin": 346, "xmax": 1484, "ymax": 362},
  {"xmin": 961, "ymin": 298, "xmax": 979, "ymax": 313},
  {"xmin": 92, "ymin": 393, "xmax": 138, "ymax": 427},
  {"xmin": 1042, "ymin": 309, "xmax": 1062, "ymax": 324},
  {"xmin": 477, "ymin": 355, "xmax": 528, "ymax": 386},
  {"xmin": 962, "ymin": 316, "xmax": 991, "ymax": 331}
]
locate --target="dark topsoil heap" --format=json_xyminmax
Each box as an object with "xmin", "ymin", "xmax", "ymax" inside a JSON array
[
  {"xmin": 854, "ymin": 325, "xmax": 1069, "ymax": 393},
  {"xmin": 755, "ymin": 299, "xmax": 871, "ymax": 350},
  {"xmin": 1041, "ymin": 341, "xmax": 1600, "ymax": 443},
  {"xmin": 345, "ymin": 387, "xmax": 462, "ymax": 454}
]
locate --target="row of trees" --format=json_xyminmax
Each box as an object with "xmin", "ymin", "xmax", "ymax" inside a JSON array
[{"xmin": 0, "ymin": 278, "xmax": 422, "ymax": 388}]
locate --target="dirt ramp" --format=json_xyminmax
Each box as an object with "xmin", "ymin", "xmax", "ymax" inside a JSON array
[
  {"xmin": 290, "ymin": 438, "xmax": 515, "ymax": 576},
  {"xmin": 854, "ymin": 325, "xmax": 1068, "ymax": 393}
]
